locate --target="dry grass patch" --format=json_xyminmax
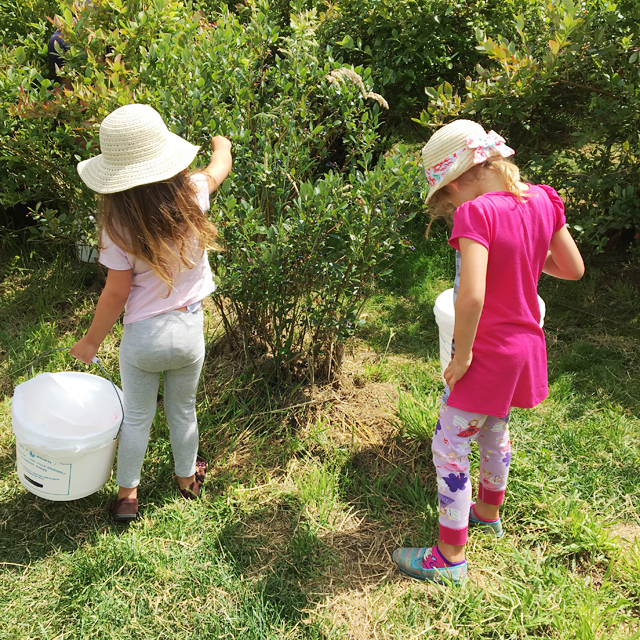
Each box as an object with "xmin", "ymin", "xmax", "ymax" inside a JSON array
[
  {"xmin": 314, "ymin": 378, "xmax": 400, "ymax": 449},
  {"xmin": 312, "ymin": 584, "xmax": 412, "ymax": 640},
  {"xmin": 611, "ymin": 523, "xmax": 640, "ymax": 545}
]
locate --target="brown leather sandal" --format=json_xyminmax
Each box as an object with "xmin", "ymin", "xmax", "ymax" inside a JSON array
[
  {"xmin": 179, "ymin": 480, "xmax": 201, "ymax": 500},
  {"xmin": 179, "ymin": 458, "xmax": 207, "ymax": 500},
  {"xmin": 109, "ymin": 497, "xmax": 138, "ymax": 522}
]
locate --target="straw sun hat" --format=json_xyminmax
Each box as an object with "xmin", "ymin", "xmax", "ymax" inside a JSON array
[
  {"xmin": 77, "ymin": 103, "xmax": 200, "ymax": 194},
  {"xmin": 422, "ymin": 119, "xmax": 515, "ymax": 203}
]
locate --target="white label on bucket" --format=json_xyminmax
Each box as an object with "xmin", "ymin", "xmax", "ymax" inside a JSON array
[{"xmin": 17, "ymin": 444, "xmax": 71, "ymax": 496}]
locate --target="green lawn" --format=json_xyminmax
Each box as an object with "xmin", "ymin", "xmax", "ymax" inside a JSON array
[{"xmin": 1, "ymin": 232, "xmax": 639, "ymax": 639}]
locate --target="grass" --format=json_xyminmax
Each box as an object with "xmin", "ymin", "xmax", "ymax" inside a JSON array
[{"xmin": 1, "ymin": 231, "xmax": 640, "ymax": 639}]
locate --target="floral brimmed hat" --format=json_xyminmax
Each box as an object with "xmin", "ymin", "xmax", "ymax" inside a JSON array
[
  {"xmin": 422, "ymin": 120, "xmax": 515, "ymax": 203},
  {"xmin": 77, "ymin": 103, "xmax": 200, "ymax": 194}
]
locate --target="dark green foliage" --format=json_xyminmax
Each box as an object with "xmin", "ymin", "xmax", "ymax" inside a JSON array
[
  {"xmin": 313, "ymin": 0, "xmax": 547, "ymax": 115},
  {"xmin": 0, "ymin": 0, "xmax": 58, "ymax": 47},
  {"xmin": 2, "ymin": 0, "xmax": 639, "ymax": 377}
]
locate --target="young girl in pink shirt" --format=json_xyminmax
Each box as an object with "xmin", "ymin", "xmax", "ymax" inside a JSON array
[
  {"xmin": 392, "ymin": 120, "xmax": 584, "ymax": 583},
  {"xmin": 71, "ymin": 104, "xmax": 232, "ymax": 521}
]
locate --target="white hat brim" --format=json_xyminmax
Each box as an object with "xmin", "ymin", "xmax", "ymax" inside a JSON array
[{"xmin": 77, "ymin": 132, "xmax": 200, "ymax": 194}]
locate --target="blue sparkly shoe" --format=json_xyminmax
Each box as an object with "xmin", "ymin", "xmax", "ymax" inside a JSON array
[
  {"xmin": 392, "ymin": 545, "xmax": 467, "ymax": 585},
  {"xmin": 469, "ymin": 502, "xmax": 503, "ymax": 538}
]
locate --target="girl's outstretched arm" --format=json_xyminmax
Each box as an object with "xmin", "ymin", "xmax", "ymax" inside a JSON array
[
  {"xmin": 201, "ymin": 136, "xmax": 233, "ymax": 194},
  {"xmin": 70, "ymin": 268, "xmax": 132, "ymax": 364},
  {"xmin": 543, "ymin": 226, "xmax": 584, "ymax": 280},
  {"xmin": 444, "ymin": 238, "xmax": 488, "ymax": 392}
]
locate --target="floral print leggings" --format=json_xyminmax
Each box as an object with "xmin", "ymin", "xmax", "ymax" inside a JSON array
[{"xmin": 432, "ymin": 399, "xmax": 511, "ymax": 546}]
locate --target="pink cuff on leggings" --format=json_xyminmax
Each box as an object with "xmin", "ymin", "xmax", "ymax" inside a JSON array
[
  {"xmin": 478, "ymin": 483, "xmax": 505, "ymax": 506},
  {"xmin": 439, "ymin": 523, "xmax": 468, "ymax": 546}
]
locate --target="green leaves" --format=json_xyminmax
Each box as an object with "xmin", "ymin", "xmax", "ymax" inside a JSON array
[
  {"xmin": 14, "ymin": 45, "xmax": 25, "ymax": 64},
  {"xmin": 314, "ymin": 0, "xmax": 551, "ymax": 113},
  {"xmin": 214, "ymin": 127, "xmax": 423, "ymax": 380}
]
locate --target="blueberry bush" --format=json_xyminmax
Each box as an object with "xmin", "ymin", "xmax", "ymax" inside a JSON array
[{"xmin": 0, "ymin": 0, "xmax": 424, "ymax": 379}]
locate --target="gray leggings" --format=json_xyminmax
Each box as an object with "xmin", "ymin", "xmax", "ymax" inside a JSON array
[{"xmin": 116, "ymin": 310, "xmax": 205, "ymax": 488}]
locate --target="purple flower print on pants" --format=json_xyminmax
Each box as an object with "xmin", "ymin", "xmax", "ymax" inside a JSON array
[{"xmin": 432, "ymin": 403, "xmax": 511, "ymax": 546}]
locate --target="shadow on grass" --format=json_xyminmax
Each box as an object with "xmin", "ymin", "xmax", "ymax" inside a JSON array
[
  {"xmin": 547, "ymin": 340, "xmax": 640, "ymax": 418},
  {"xmin": 2, "ymin": 415, "xmax": 438, "ymax": 630},
  {"xmin": 359, "ymin": 295, "xmax": 443, "ymax": 361},
  {"xmin": 0, "ymin": 485, "xmax": 115, "ymax": 566},
  {"xmin": 214, "ymin": 495, "xmax": 338, "ymax": 625},
  {"xmin": 203, "ymin": 444, "xmax": 440, "ymax": 631},
  {"xmin": 540, "ymin": 264, "xmax": 640, "ymax": 418},
  {"xmin": 210, "ymin": 433, "xmax": 440, "ymax": 589},
  {"xmin": 0, "ymin": 454, "xmax": 200, "ymax": 567}
]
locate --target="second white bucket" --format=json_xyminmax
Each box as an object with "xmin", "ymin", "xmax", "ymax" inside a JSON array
[{"xmin": 433, "ymin": 288, "xmax": 546, "ymax": 380}]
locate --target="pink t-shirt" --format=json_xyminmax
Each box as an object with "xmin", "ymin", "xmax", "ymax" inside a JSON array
[
  {"xmin": 447, "ymin": 184, "xmax": 566, "ymax": 417},
  {"xmin": 98, "ymin": 173, "xmax": 216, "ymax": 324}
]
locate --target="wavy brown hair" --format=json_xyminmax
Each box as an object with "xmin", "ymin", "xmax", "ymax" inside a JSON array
[
  {"xmin": 426, "ymin": 158, "xmax": 527, "ymax": 236},
  {"xmin": 98, "ymin": 172, "xmax": 218, "ymax": 296}
]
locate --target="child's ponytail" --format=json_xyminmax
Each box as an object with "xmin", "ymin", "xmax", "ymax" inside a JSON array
[{"xmin": 487, "ymin": 159, "xmax": 528, "ymax": 200}]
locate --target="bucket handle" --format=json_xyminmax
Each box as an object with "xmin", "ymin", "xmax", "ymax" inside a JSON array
[{"xmin": 27, "ymin": 347, "xmax": 124, "ymax": 441}]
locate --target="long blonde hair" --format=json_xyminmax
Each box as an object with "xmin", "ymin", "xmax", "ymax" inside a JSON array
[
  {"xmin": 98, "ymin": 172, "xmax": 218, "ymax": 296},
  {"xmin": 426, "ymin": 158, "xmax": 527, "ymax": 235}
]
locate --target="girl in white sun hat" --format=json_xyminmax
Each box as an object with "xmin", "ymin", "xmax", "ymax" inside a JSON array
[
  {"xmin": 71, "ymin": 103, "xmax": 232, "ymax": 521},
  {"xmin": 392, "ymin": 119, "xmax": 584, "ymax": 583}
]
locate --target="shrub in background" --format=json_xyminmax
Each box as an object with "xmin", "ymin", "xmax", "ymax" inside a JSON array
[
  {"xmin": 0, "ymin": 0, "xmax": 87, "ymax": 237},
  {"xmin": 312, "ymin": 0, "xmax": 549, "ymax": 116},
  {"xmin": 177, "ymin": 7, "xmax": 424, "ymax": 380},
  {"xmin": 210, "ymin": 0, "xmax": 552, "ymax": 116}
]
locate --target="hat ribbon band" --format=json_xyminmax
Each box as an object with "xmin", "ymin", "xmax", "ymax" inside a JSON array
[{"xmin": 425, "ymin": 145, "xmax": 467, "ymax": 187}]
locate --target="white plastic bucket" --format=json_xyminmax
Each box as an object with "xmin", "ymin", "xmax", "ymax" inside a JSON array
[
  {"xmin": 75, "ymin": 241, "xmax": 99, "ymax": 263},
  {"xmin": 12, "ymin": 371, "xmax": 123, "ymax": 501},
  {"xmin": 433, "ymin": 288, "xmax": 546, "ymax": 380}
]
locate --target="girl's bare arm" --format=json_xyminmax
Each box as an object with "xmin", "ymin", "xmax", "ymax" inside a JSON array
[
  {"xmin": 543, "ymin": 226, "xmax": 584, "ymax": 280},
  {"xmin": 201, "ymin": 136, "xmax": 233, "ymax": 194},
  {"xmin": 444, "ymin": 238, "xmax": 488, "ymax": 392},
  {"xmin": 70, "ymin": 268, "xmax": 132, "ymax": 364}
]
